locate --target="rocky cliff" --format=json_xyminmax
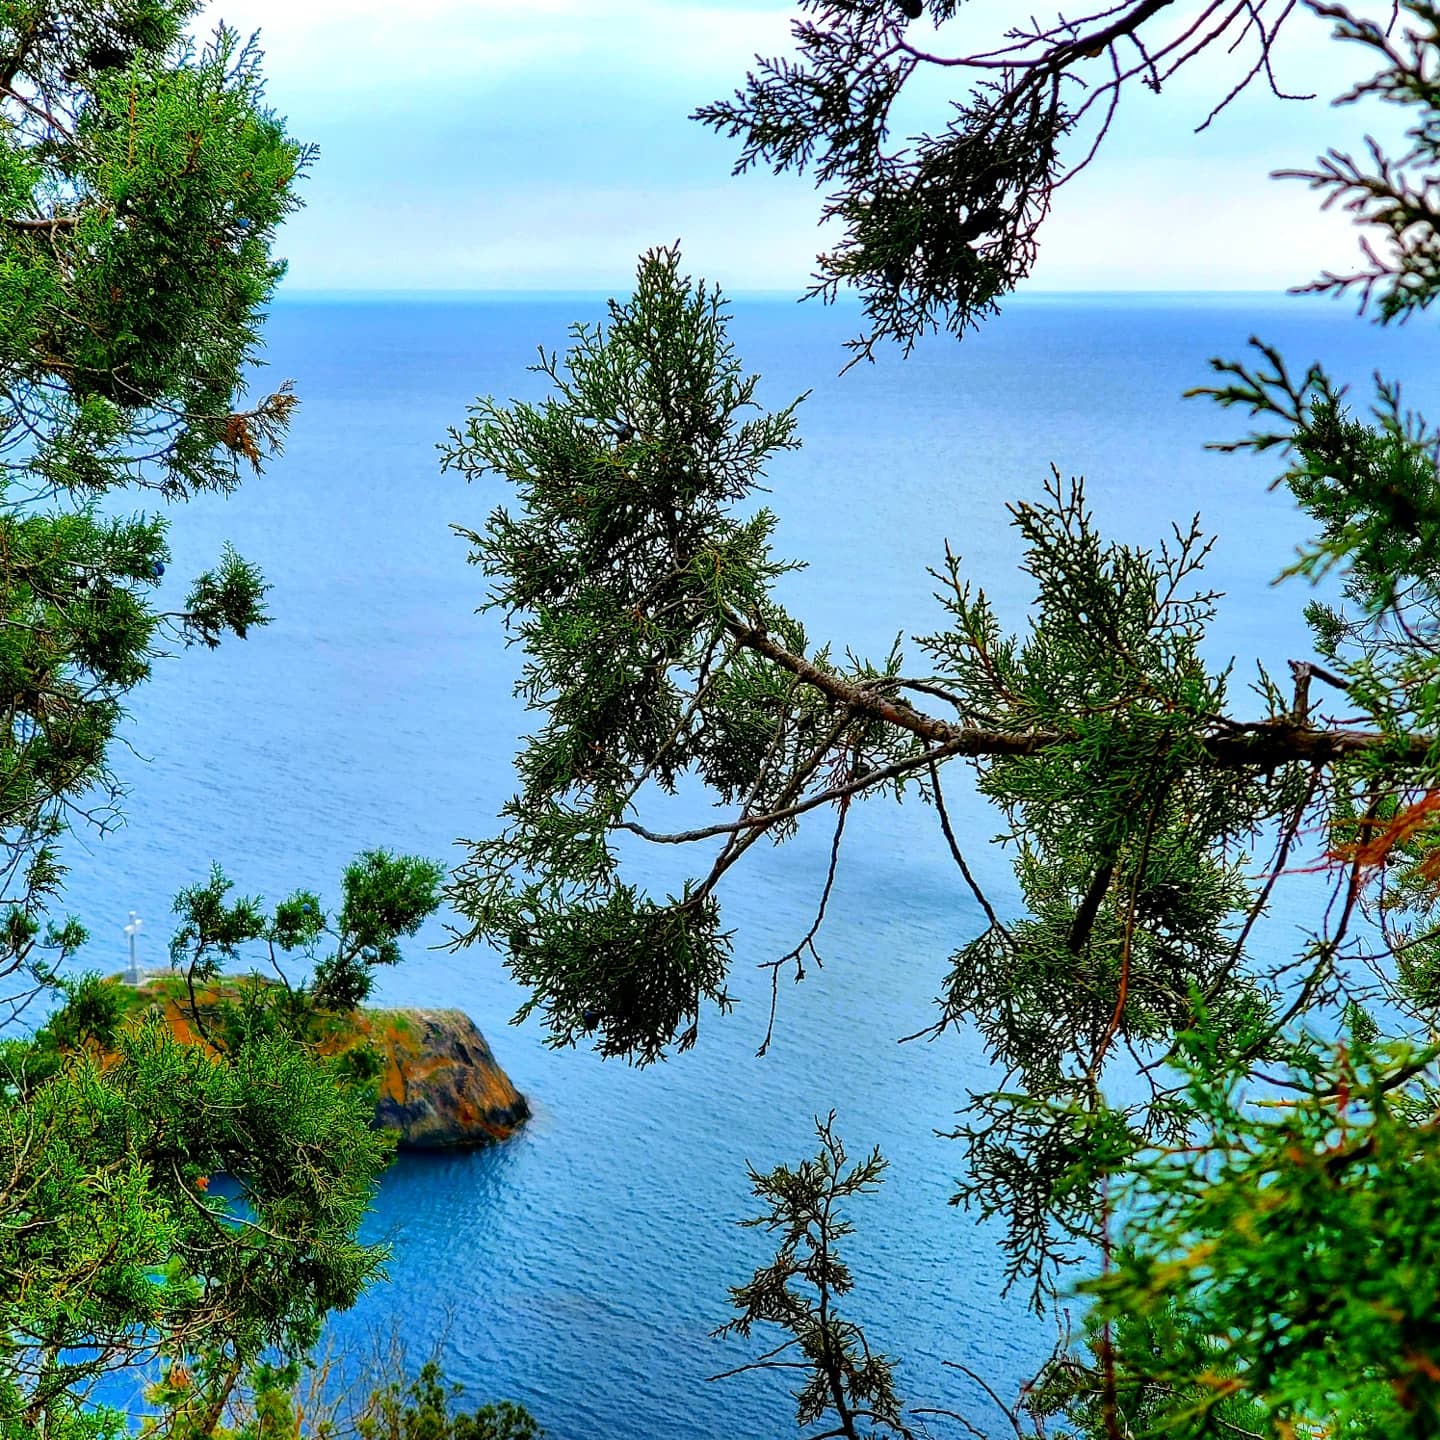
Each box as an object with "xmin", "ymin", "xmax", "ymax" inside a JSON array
[
  {"xmin": 119, "ymin": 976, "xmax": 529, "ymax": 1149},
  {"xmin": 357, "ymin": 1006, "xmax": 531, "ymax": 1148}
]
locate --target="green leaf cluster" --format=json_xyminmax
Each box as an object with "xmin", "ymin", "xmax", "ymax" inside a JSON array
[
  {"xmin": 1, "ymin": 846, "xmax": 442, "ymax": 1435},
  {"xmin": 168, "ymin": 850, "xmax": 443, "ymax": 1014},
  {"xmin": 1042, "ymin": 1031, "xmax": 1440, "ymax": 1437},
  {"xmin": 715, "ymin": 1114, "xmax": 909, "ymax": 1439},
  {"xmin": 445, "ymin": 245, "xmax": 816, "ymax": 1061},
  {"xmin": 0, "ymin": 1011, "xmax": 390, "ymax": 1437},
  {"xmin": 0, "ymin": 9, "xmax": 430, "ymax": 1435},
  {"xmin": 352, "ymin": 1361, "xmax": 545, "ymax": 1440}
]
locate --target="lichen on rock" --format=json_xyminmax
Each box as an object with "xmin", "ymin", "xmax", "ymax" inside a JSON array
[
  {"xmin": 108, "ymin": 975, "xmax": 529, "ymax": 1150},
  {"xmin": 359, "ymin": 1006, "xmax": 530, "ymax": 1148}
]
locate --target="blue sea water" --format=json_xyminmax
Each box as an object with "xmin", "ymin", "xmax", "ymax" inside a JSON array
[{"xmin": 55, "ymin": 291, "xmax": 1440, "ymax": 1437}]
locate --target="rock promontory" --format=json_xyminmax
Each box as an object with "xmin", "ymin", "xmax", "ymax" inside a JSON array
[
  {"xmin": 360, "ymin": 1005, "xmax": 531, "ymax": 1148},
  {"xmin": 115, "ymin": 976, "xmax": 529, "ymax": 1150}
]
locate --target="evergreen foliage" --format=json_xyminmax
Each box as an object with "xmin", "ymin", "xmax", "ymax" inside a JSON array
[
  {"xmin": 443, "ymin": 255, "xmax": 807, "ymax": 1062},
  {"xmin": 1061, "ymin": 1030, "xmax": 1440, "ymax": 1436},
  {"xmin": 150, "ymin": 1351, "xmax": 546, "ymax": 1440},
  {"xmin": 695, "ymin": 1, "xmax": 1428, "ymax": 360},
  {"xmin": 0, "ymin": 0, "xmax": 310, "ymax": 1011},
  {"xmin": 0, "ymin": 5, "xmax": 451, "ymax": 1435},
  {"xmin": 350, "ymin": 1360, "xmax": 545, "ymax": 1440},
  {"xmin": 1, "ymin": 849, "xmax": 444, "ymax": 1438},
  {"xmin": 713, "ymin": 1116, "xmax": 909, "ymax": 1440},
  {"xmin": 169, "ymin": 850, "xmax": 446, "ymax": 1016},
  {"xmin": 448, "ymin": 4, "xmax": 1440, "ymax": 1433}
]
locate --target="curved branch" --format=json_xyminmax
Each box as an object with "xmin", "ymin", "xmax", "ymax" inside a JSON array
[{"xmin": 724, "ymin": 610, "xmax": 1440, "ymax": 769}]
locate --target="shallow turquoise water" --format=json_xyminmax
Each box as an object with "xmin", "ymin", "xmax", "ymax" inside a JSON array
[{"xmin": 56, "ymin": 292, "xmax": 1438, "ymax": 1437}]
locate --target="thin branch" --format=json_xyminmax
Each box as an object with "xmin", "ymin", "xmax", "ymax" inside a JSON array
[
  {"xmin": 1089, "ymin": 794, "xmax": 1163, "ymax": 1079},
  {"xmin": 758, "ymin": 797, "xmax": 849, "ymax": 1057},
  {"xmin": 896, "ymin": 0, "xmax": 1181, "ymax": 71},
  {"xmin": 3, "ymin": 214, "xmax": 82, "ymax": 233},
  {"xmin": 940, "ymin": 1360, "xmax": 1028, "ymax": 1440},
  {"xmin": 620, "ymin": 744, "xmax": 950, "ymax": 846},
  {"xmin": 928, "ymin": 759, "xmax": 1013, "ymax": 947},
  {"xmin": 722, "ymin": 607, "xmax": 1440, "ymax": 769},
  {"xmin": 1221, "ymin": 762, "xmax": 1324, "ymax": 981}
]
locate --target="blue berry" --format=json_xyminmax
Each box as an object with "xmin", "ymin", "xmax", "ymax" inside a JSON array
[
  {"xmin": 235, "ymin": 217, "xmax": 252, "ymax": 230},
  {"xmin": 151, "ymin": 561, "xmax": 165, "ymax": 580}
]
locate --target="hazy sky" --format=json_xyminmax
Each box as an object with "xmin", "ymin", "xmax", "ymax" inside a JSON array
[{"xmin": 196, "ymin": 0, "xmax": 1404, "ymax": 293}]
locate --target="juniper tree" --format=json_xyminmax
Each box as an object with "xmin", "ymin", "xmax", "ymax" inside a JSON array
[
  {"xmin": 695, "ymin": 0, "xmax": 1417, "ymax": 362},
  {"xmin": 0, "ymin": 5, "xmax": 443, "ymax": 1436},
  {"xmin": 0, "ymin": 0, "xmax": 309, "ymax": 1019},
  {"xmin": 445, "ymin": 5, "xmax": 1440, "ymax": 1431},
  {"xmin": 712, "ymin": 1116, "xmax": 910, "ymax": 1440},
  {"xmin": 1, "ymin": 850, "xmax": 445, "ymax": 1440}
]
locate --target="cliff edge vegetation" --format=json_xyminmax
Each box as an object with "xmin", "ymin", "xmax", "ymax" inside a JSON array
[{"xmin": 43, "ymin": 972, "xmax": 530, "ymax": 1150}]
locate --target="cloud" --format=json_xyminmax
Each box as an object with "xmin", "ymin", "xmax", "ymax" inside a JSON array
[
  {"xmin": 202, "ymin": 0, "xmax": 793, "ymax": 116},
  {"xmin": 274, "ymin": 178, "xmax": 827, "ymax": 292},
  {"xmin": 1031, "ymin": 161, "xmax": 1363, "ymax": 291},
  {"xmin": 196, "ymin": 0, "xmax": 1400, "ymax": 290}
]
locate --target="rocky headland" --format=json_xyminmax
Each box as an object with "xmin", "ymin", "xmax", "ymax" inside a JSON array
[
  {"xmin": 362, "ymin": 1005, "xmax": 531, "ymax": 1148},
  {"xmin": 118, "ymin": 975, "xmax": 530, "ymax": 1149}
]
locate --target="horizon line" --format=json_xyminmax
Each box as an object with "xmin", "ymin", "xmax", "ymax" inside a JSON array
[{"xmin": 274, "ymin": 285, "xmax": 1314, "ymax": 302}]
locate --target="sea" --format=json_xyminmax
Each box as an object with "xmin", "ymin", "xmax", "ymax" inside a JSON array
[{"xmin": 51, "ymin": 289, "xmax": 1440, "ymax": 1438}]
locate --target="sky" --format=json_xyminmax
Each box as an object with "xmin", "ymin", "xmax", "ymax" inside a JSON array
[{"xmin": 195, "ymin": 0, "xmax": 1407, "ymax": 293}]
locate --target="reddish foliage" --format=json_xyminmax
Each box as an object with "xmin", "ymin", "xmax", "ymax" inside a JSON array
[{"xmin": 1328, "ymin": 791, "xmax": 1440, "ymax": 883}]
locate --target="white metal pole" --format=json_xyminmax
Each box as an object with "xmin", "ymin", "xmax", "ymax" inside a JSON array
[{"xmin": 124, "ymin": 912, "xmax": 143, "ymax": 985}]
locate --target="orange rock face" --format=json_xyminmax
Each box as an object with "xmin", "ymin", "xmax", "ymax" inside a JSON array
[{"xmin": 360, "ymin": 1007, "xmax": 530, "ymax": 1149}]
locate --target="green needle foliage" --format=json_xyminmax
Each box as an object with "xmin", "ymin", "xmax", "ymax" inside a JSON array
[
  {"xmin": 447, "ymin": 247, "xmax": 1298, "ymax": 1277},
  {"xmin": 444, "ymin": 249, "xmax": 810, "ymax": 1062},
  {"xmin": 157, "ymin": 1351, "xmax": 545, "ymax": 1440},
  {"xmin": 1, "ymin": 1, "xmax": 307, "ymax": 484},
  {"xmin": 695, "ymin": 1, "xmax": 1437, "ymax": 362},
  {"xmin": 449, "ymin": 6, "xmax": 1440, "ymax": 1435},
  {"xmin": 1053, "ymin": 1030, "xmax": 1440, "ymax": 1438},
  {"xmin": 713, "ymin": 1116, "xmax": 909, "ymax": 1440},
  {"xmin": 0, "ymin": 0, "xmax": 311, "ymax": 1010},
  {"xmin": 351, "ymin": 1361, "xmax": 545, "ymax": 1440},
  {"xmin": 1, "ymin": 1016, "xmax": 386, "ymax": 1440},
  {"xmin": 0, "ymin": 849, "xmax": 444, "ymax": 1439},
  {"xmin": 0, "ymin": 5, "xmax": 442, "ymax": 1436}
]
